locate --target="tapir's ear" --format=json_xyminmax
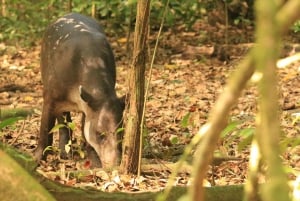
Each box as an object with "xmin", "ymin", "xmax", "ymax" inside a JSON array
[{"xmin": 79, "ymin": 85, "xmax": 94, "ymax": 104}]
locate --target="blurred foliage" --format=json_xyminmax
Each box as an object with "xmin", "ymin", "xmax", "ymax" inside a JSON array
[
  {"xmin": 0, "ymin": 0, "xmax": 259, "ymax": 46},
  {"xmin": 0, "ymin": 0, "xmax": 204, "ymax": 46},
  {"xmin": 0, "ymin": 0, "xmax": 87, "ymax": 45},
  {"xmin": 292, "ymin": 20, "xmax": 300, "ymax": 33},
  {"xmin": 220, "ymin": 116, "xmax": 300, "ymax": 156},
  {"xmin": 151, "ymin": 0, "xmax": 203, "ymax": 29},
  {"xmin": 0, "ymin": 117, "xmax": 23, "ymax": 130}
]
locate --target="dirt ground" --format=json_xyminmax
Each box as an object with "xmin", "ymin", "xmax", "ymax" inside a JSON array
[{"xmin": 0, "ymin": 20, "xmax": 299, "ymax": 192}]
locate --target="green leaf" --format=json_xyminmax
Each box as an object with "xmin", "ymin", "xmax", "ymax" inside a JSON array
[
  {"xmin": 49, "ymin": 123, "xmax": 66, "ymax": 133},
  {"xmin": 221, "ymin": 121, "xmax": 240, "ymax": 138},
  {"xmin": 0, "ymin": 117, "xmax": 23, "ymax": 130},
  {"xmin": 239, "ymin": 127, "xmax": 254, "ymax": 137},
  {"xmin": 116, "ymin": 127, "xmax": 125, "ymax": 134},
  {"xmin": 181, "ymin": 112, "xmax": 191, "ymax": 128},
  {"xmin": 280, "ymin": 137, "xmax": 300, "ymax": 152},
  {"xmin": 237, "ymin": 128, "xmax": 255, "ymax": 152},
  {"xmin": 170, "ymin": 136, "xmax": 179, "ymax": 145},
  {"xmin": 64, "ymin": 140, "xmax": 72, "ymax": 154},
  {"xmin": 43, "ymin": 146, "xmax": 53, "ymax": 155},
  {"xmin": 67, "ymin": 122, "xmax": 76, "ymax": 131}
]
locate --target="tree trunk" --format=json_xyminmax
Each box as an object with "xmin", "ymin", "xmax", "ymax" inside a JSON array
[{"xmin": 120, "ymin": 0, "xmax": 150, "ymax": 174}]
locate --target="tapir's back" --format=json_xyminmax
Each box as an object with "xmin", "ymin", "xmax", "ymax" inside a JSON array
[{"xmin": 40, "ymin": 13, "xmax": 116, "ymax": 91}]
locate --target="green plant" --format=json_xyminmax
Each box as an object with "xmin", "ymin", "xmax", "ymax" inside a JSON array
[
  {"xmin": 0, "ymin": 117, "xmax": 24, "ymax": 130},
  {"xmin": 292, "ymin": 20, "xmax": 300, "ymax": 33},
  {"xmin": 181, "ymin": 112, "xmax": 191, "ymax": 128},
  {"xmin": 1, "ymin": 0, "xmax": 52, "ymax": 45},
  {"xmin": 150, "ymin": 0, "xmax": 202, "ymax": 29},
  {"xmin": 1, "ymin": 0, "xmax": 206, "ymax": 45},
  {"xmin": 221, "ymin": 120, "xmax": 255, "ymax": 152},
  {"xmin": 49, "ymin": 121, "xmax": 75, "ymax": 156},
  {"xmin": 279, "ymin": 113, "xmax": 300, "ymax": 152}
]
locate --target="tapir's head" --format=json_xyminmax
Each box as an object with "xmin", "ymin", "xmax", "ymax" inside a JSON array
[{"xmin": 79, "ymin": 86, "xmax": 123, "ymax": 169}]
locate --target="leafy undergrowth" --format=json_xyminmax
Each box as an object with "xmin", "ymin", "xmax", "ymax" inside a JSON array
[{"xmin": 0, "ymin": 20, "xmax": 299, "ymax": 192}]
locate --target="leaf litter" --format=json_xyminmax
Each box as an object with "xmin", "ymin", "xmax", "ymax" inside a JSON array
[{"xmin": 0, "ymin": 20, "xmax": 299, "ymax": 192}]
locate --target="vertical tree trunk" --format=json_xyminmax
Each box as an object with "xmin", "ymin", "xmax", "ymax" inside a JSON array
[{"xmin": 120, "ymin": 0, "xmax": 151, "ymax": 174}]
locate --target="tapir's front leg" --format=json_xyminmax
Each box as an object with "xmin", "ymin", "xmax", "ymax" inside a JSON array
[{"xmin": 34, "ymin": 99, "xmax": 55, "ymax": 160}]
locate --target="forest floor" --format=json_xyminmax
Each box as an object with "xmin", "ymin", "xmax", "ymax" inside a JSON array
[{"xmin": 0, "ymin": 20, "xmax": 299, "ymax": 193}]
